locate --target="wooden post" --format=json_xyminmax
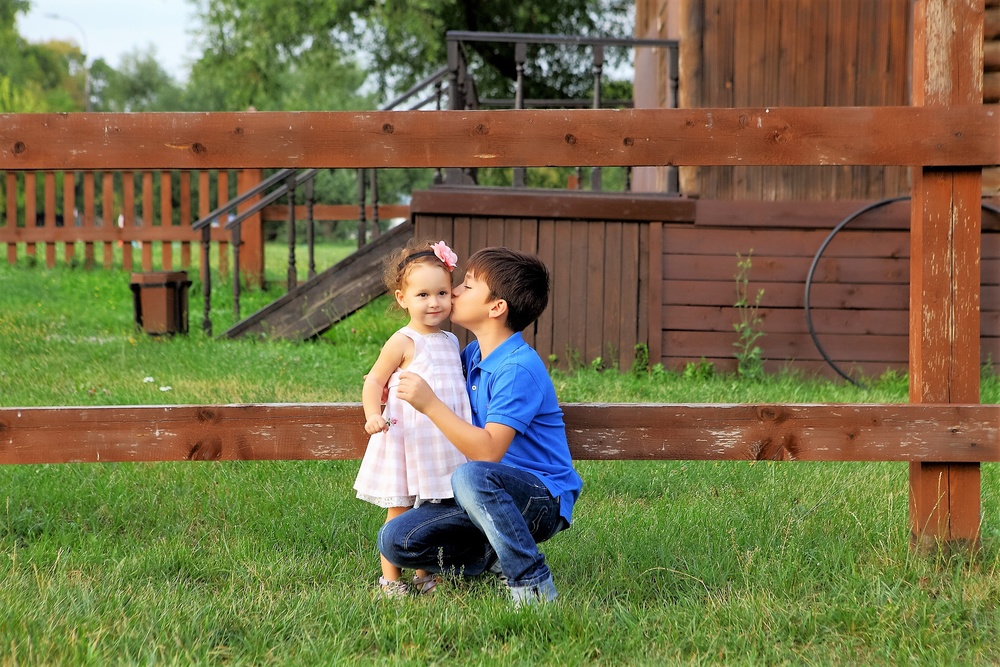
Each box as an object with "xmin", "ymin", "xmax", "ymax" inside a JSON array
[
  {"xmin": 909, "ymin": 0, "xmax": 984, "ymax": 550},
  {"xmin": 237, "ymin": 168, "xmax": 265, "ymax": 288}
]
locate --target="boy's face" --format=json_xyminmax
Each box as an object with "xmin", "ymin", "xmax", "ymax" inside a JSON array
[{"xmin": 451, "ymin": 270, "xmax": 496, "ymax": 329}]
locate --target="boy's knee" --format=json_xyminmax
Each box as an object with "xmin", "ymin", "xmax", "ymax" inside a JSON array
[
  {"xmin": 376, "ymin": 519, "xmax": 402, "ymax": 561},
  {"xmin": 451, "ymin": 460, "xmax": 491, "ymax": 500}
]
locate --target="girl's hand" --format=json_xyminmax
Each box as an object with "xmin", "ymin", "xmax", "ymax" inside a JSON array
[{"xmin": 365, "ymin": 414, "xmax": 388, "ymax": 434}]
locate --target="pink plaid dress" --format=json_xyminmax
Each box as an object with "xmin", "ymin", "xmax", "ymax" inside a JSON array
[{"xmin": 354, "ymin": 327, "xmax": 471, "ymax": 508}]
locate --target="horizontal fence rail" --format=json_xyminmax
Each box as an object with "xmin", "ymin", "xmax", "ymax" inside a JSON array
[
  {"xmin": 0, "ymin": 403, "xmax": 997, "ymax": 465},
  {"xmin": 2, "ymin": 108, "xmax": 997, "ymax": 170}
]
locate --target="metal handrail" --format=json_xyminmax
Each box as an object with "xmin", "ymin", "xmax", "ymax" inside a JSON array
[
  {"xmin": 222, "ymin": 169, "xmax": 320, "ymax": 231},
  {"xmin": 198, "ymin": 30, "xmax": 679, "ymax": 336},
  {"xmin": 447, "ymin": 30, "xmax": 678, "ymax": 49},
  {"xmin": 191, "ymin": 167, "xmax": 297, "ymax": 231}
]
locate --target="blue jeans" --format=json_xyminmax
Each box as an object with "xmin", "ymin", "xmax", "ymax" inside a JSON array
[{"xmin": 377, "ymin": 461, "xmax": 566, "ymax": 589}]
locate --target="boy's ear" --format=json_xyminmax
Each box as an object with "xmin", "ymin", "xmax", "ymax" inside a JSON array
[{"xmin": 488, "ymin": 298, "xmax": 508, "ymax": 321}]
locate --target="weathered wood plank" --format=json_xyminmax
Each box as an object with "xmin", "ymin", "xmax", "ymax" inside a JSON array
[
  {"xmin": 1, "ymin": 108, "xmax": 997, "ymax": 170},
  {"xmin": 0, "ymin": 403, "xmax": 996, "ymax": 465}
]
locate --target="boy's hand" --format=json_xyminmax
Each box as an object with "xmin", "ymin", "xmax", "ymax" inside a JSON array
[{"xmin": 396, "ymin": 372, "xmax": 436, "ymax": 412}]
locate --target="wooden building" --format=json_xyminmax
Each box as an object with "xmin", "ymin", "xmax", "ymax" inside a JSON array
[{"xmin": 411, "ymin": 0, "xmax": 1000, "ymax": 379}]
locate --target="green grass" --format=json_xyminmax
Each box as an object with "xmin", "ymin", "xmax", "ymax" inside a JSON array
[{"xmin": 2, "ymin": 256, "xmax": 1000, "ymax": 665}]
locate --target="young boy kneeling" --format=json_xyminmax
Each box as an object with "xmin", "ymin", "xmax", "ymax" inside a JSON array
[{"xmin": 383, "ymin": 247, "xmax": 582, "ymax": 606}]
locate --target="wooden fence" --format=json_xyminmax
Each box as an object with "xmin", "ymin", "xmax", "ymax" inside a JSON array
[
  {"xmin": 0, "ymin": 1, "xmax": 993, "ymax": 549},
  {"xmin": 1, "ymin": 169, "xmax": 243, "ymax": 273},
  {"xmin": 1, "ymin": 403, "xmax": 996, "ymax": 465},
  {"xmin": 0, "ymin": 168, "xmax": 408, "ymax": 286},
  {"xmin": 412, "ymin": 188, "xmax": 1000, "ymax": 379}
]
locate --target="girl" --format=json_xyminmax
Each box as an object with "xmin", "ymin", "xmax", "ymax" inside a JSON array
[{"xmin": 354, "ymin": 239, "xmax": 471, "ymax": 597}]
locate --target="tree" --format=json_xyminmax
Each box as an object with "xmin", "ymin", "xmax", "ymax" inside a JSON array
[
  {"xmin": 0, "ymin": 0, "xmax": 79, "ymax": 111},
  {"xmin": 187, "ymin": 0, "xmax": 634, "ymax": 108},
  {"xmin": 91, "ymin": 48, "xmax": 187, "ymax": 112}
]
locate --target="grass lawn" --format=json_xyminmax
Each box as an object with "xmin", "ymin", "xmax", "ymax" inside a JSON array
[{"xmin": 1, "ymin": 254, "xmax": 999, "ymax": 665}]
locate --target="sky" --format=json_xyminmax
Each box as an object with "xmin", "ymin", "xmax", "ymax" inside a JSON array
[{"xmin": 17, "ymin": 0, "xmax": 198, "ymax": 83}]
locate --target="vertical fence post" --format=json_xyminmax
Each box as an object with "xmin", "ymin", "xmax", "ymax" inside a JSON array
[
  {"xmin": 908, "ymin": 0, "xmax": 983, "ymax": 551},
  {"xmin": 236, "ymin": 169, "xmax": 265, "ymax": 288}
]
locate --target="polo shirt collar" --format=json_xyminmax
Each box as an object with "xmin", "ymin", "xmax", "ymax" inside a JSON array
[{"xmin": 475, "ymin": 332, "xmax": 525, "ymax": 372}]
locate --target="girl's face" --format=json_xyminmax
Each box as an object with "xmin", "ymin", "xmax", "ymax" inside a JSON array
[{"xmin": 394, "ymin": 262, "xmax": 453, "ymax": 333}]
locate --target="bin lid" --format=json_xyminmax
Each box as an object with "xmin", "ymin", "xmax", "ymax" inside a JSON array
[{"xmin": 130, "ymin": 271, "xmax": 189, "ymax": 285}]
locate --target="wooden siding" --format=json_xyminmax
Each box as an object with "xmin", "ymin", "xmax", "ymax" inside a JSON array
[
  {"xmin": 410, "ymin": 188, "xmax": 691, "ymax": 371},
  {"xmin": 667, "ymin": 200, "xmax": 1000, "ymax": 378},
  {"xmin": 671, "ymin": 0, "xmax": 912, "ymax": 200},
  {"xmin": 412, "ymin": 188, "xmax": 1000, "ymax": 380}
]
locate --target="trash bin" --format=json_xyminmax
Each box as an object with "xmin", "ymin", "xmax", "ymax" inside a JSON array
[{"xmin": 130, "ymin": 271, "xmax": 191, "ymax": 335}]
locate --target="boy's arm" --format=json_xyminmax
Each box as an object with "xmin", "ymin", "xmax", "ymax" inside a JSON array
[{"xmin": 396, "ymin": 372, "xmax": 515, "ymax": 462}]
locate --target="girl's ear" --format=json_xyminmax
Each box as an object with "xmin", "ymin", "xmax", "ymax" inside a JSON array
[{"xmin": 394, "ymin": 289, "xmax": 406, "ymax": 309}]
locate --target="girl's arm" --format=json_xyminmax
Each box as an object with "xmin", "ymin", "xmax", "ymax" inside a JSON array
[
  {"xmin": 395, "ymin": 372, "xmax": 516, "ymax": 462},
  {"xmin": 362, "ymin": 332, "xmax": 412, "ymax": 435}
]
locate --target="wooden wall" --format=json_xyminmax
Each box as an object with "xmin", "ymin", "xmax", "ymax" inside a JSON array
[
  {"xmin": 673, "ymin": 0, "xmax": 912, "ymax": 201},
  {"xmin": 411, "ymin": 188, "xmax": 692, "ymax": 371},
  {"xmin": 412, "ymin": 187, "xmax": 1000, "ymax": 380}
]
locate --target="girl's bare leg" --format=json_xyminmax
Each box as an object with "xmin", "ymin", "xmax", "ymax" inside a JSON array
[{"xmin": 380, "ymin": 506, "xmax": 409, "ymax": 581}]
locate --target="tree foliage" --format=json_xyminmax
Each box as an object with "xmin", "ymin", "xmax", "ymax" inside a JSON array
[{"xmin": 187, "ymin": 0, "xmax": 634, "ymax": 109}]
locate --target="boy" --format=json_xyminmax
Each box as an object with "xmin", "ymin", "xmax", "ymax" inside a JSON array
[{"xmin": 382, "ymin": 247, "xmax": 582, "ymax": 606}]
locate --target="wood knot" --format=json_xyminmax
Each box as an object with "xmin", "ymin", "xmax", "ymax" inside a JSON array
[
  {"xmin": 738, "ymin": 114, "xmax": 750, "ymax": 128},
  {"xmin": 12, "ymin": 141, "xmax": 26, "ymax": 154},
  {"xmin": 197, "ymin": 408, "xmax": 216, "ymax": 422},
  {"xmin": 475, "ymin": 123, "xmax": 489, "ymax": 135},
  {"xmin": 622, "ymin": 137, "xmax": 634, "ymax": 147},
  {"xmin": 191, "ymin": 142, "xmax": 206, "ymax": 154},
  {"xmin": 189, "ymin": 439, "xmax": 222, "ymax": 461},
  {"xmin": 234, "ymin": 127, "xmax": 244, "ymax": 136},
  {"xmin": 382, "ymin": 123, "xmax": 394, "ymax": 134},
  {"xmin": 564, "ymin": 134, "xmax": 577, "ymax": 145},
  {"xmin": 757, "ymin": 406, "xmax": 784, "ymax": 422}
]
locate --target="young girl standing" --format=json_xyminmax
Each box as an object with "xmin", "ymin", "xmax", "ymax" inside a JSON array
[{"xmin": 354, "ymin": 239, "xmax": 471, "ymax": 597}]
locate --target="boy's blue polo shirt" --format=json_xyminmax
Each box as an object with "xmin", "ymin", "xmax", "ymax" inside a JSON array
[{"xmin": 461, "ymin": 332, "xmax": 582, "ymax": 524}]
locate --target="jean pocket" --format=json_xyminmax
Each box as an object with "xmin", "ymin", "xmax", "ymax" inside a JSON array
[{"xmin": 523, "ymin": 496, "xmax": 563, "ymax": 541}]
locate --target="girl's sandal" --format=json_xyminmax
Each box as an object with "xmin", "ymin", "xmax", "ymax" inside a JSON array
[
  {"xmin": 412, "ymin": 573, "xmax": 441, "ymax": 595},
  {"xmin": 377, "ymin": 576, "xmax": 409, "ymax": 599}
]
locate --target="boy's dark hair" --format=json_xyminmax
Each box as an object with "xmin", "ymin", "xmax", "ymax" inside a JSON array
[{"xmin": 465, "ymin": 247, "xmax": 549, "ymax": 332}]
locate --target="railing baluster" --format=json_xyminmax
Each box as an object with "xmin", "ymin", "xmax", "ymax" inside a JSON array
[
  {"xmin": 233, "ymin": 222, "xmax": 241, "ymax": 322},
  {"xmin": 286, "ymin": 173, "xmax": 297, "ymax": 291},
  {"xmin": 591, "ymin": 44, "xmax": 604, "ymax": 192},
  {"xmin": 356, "ymin": 168, "xmax": 367, "ymax": 248},
  {"xmin": 370, "ymin": 169, "xmax": 380, "ymax": 239},
  {"xmin": 306, "ymin": 177, "xmax": 316, "ymax": 280},
  {"xmin": 513, "ymin": 42, "xmax": 527, "ymax": 188},
  {"xmin": 201, "ymin": 225, "xmax": 212, "ymax": 336}
]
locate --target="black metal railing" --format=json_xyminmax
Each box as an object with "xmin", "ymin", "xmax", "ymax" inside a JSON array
[{"xmin": 192, "ymin": 31, "xmax": 679, "ymax": 336}]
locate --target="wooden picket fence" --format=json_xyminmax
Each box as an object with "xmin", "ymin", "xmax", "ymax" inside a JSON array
[{"xmin": 1, "ymin": 169, "xmax": 239, "ymax": 273}]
